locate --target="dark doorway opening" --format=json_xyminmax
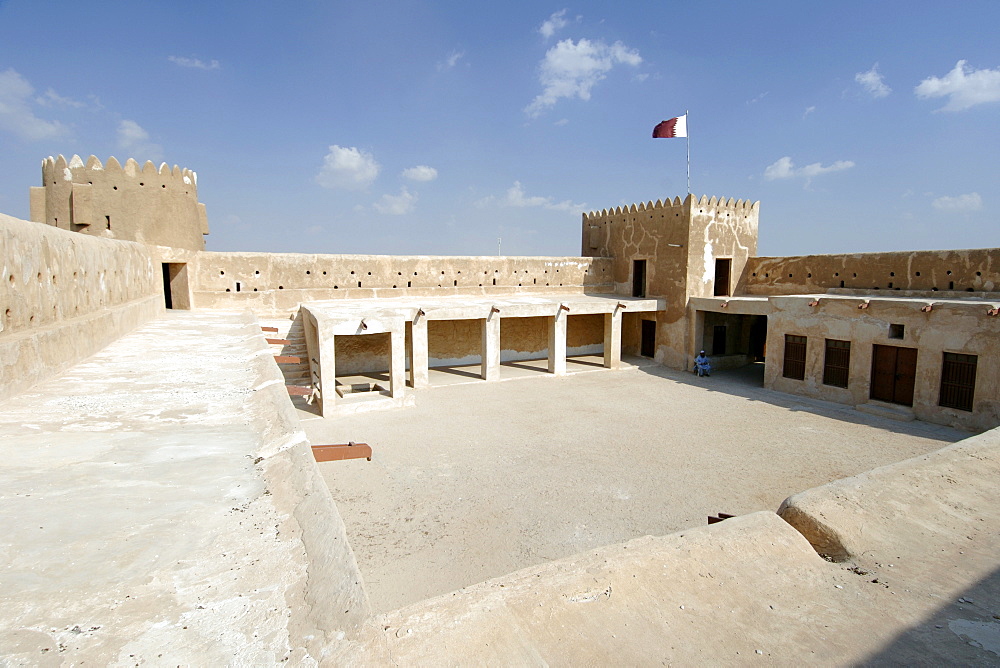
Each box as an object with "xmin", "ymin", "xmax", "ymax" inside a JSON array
[
  {"xmin": 712, "ymin": 325, "xmax": 727, "ymax": 355},
  {"xmin": 161, "ymin": 264, "xmax": 173, "ymax": 309},
  {"xmin": 632, "ymin": 259, "xmax": 646, "ymax": 298},
  {"xmin": 714, "ymin": 258, "xmax": 732, "ymax": 297},
  {"xmin": 640, "ymin": 319, "xmax": 656, "ymax": 358},
  {"xmin": 748, "ymin": 315, "xmax": 767, "ymax": 361},
  {"xmin": 870, "ymin": 344, "xmax": 917, "ymax": 406},
  {"xmin": 161, "ymin": 263, "xmax": 190, "ymax": 310}
]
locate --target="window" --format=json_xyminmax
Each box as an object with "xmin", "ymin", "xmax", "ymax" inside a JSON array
[
  {"xmin": 940, "ymin": 352, "xmax": 977, "ymax": 412},
  {"xmin": 782, "ymin": 335, "xmax": 807, "ymax": 380},
  {"xmin": 889, "ymin": 323, "xmax": 905, "ymax": 339},
  {"xmin": 823, "ymin": 339, "xmax": 850, "ymax": 388},
  {"xmin": 714, "ymin": 258, "xmax": 731, "ymax": 297},
  {"xmin": 632, "ymin": 259, "xmax": 646, "ymax": 298}
]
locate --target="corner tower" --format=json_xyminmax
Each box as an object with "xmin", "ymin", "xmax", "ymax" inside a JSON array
[{"xmin": 30, "ymin": 154, "xmax": 209, "ymax": 251}]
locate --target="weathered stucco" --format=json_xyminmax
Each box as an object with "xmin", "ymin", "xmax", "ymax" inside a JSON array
[
  {"xmin": 187, "ymin": 252, "xmax": 613, "ymax": 316},
  {"xmin": 30, "ymin": 155, "xmax": 209, "ymax": 251},
  {"xmin": 764, "ymin": 295, "xmax": 1000, "ymax": 431},
  {"xmin": 0, "ymin": 213, "xmax": 162, "ymax": 403},
  {"xmin": 745, "ymin": 248, "xmax": 999, "ymax": 295}
]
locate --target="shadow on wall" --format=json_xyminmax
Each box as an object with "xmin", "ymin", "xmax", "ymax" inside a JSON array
[{"xmin": 860, "ymin": 564, "xmax": 1000, "ymax": 664}]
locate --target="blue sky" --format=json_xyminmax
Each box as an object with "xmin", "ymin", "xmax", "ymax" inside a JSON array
[{"xmin": 1, "ymin": 0, "xmax": 998, "ymax": 257}]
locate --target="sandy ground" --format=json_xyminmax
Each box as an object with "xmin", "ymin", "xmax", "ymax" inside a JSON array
[{"xmin": 302, "ymin": 361, "xmax": 965, "ymax": 614}]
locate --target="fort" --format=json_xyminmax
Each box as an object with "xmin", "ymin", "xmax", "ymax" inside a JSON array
[{"xmin": 1, "ymin": 155, "xmax": 998, "ymax": 663}]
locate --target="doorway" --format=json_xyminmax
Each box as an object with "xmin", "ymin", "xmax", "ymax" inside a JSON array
[
  {"xmin": 161, "ymin": 263, "xmax": 190, "ymax": 310},
  {"xmin": 632, "ymin": 259, "xmax": 646, "ymax": 298},
  {"xmin": 714, "ymin": 258, "xmax": 731, "ymax": 297},
  {"xmin": 870, "ymin": 344, "xmax": 917, "ymax": 406},
  {"xmin": 640, "ymin": 319, "xmax": 656, "ymax": 358}
]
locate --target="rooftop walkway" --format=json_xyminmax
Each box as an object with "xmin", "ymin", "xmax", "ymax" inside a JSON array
[{"xmin": 0, "ymin": 311, "xmax": 371, "ymax": 664}]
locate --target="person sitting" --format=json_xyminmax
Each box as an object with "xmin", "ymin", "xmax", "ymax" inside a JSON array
[{"xmin": 693, "ymin": 350, "xmax": 711, "ymax": 377}]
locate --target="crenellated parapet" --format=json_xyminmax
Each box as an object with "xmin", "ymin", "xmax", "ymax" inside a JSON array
[{"xmin": 30, "ymin": 154, "xmax": 209, "ymax": 251}]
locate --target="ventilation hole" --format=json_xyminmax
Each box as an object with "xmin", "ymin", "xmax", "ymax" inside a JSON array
[
  {"xmin": 888, "ymin": 282, "xmax": 893, "ymax": 288},
  {"xmin": 453, "ymin": 280, "xmax": 457, "ymax": 287},
  {"xmin": 976, "ymin": 271, "xmax": 982, "ymax": 276},
  {"xmin": 279, "ymin": 285, "xmax": 284, "ymax": 290},
  {"xmin": 840, "ymin": 280, "xmax": 845, "ymax": 288},
  {"xmin": 966, "ymin": 287, "xmax": 974, "ymax": 292},
  {"xmin": 37, "ymin": 272, "xmax": 42, "ymax": 280},
  {"xmin": 393, "ymin": 285, "xmax": 397, "ymax": 288},
  {"xmin": 890, "ymin": 272, "xmax": 895, "ymax": 277},
  {"xmin": 949, "ymin": 281, "xmax": 954, "ymax": 290},
  {"xmin": 113, "ymin": 186, "xmax": 118, "ymax": 190},
  {"xmin": 807, "ymin": 273, "xmax": 812, "ymax": 278},
  {"xmin": 932, "ymin": 287, "xmax": 938, "ymax": 291},
  {"xmin": 226, "ymin": 288, "xmax": 231, "ymax": 292},
  {"xmin": 139, "ymin": 182, "xmax": 144, "ymax": 186},
  {"xmin": 306, "ymin": 270, "xmax": 311, "ymax": 275},
  {"xmin": 915, "ymin": 271, "xmax": 921, "ymax": 276},
  {"xmin": 161, "ymin": 184, "xmax": 166, "ymax": 188},
  {"xmin": 368, "ymin": 272, "xmax": 372, "ymax": 275},
  {"xmin": 853, "ymin": 273, "xmax": 857, "ymax": 278},
  {"xmin": 788, "ymin": 273, "xmax": 793, "ymax": 278},
  {"xmin": 358, "ymin": 282, "xmax": 362, "ymax": 288},
  {"xmin": 834, "ymin": 272, "xmax": 840, "ymax": 277},
  {"xmin": 334, "ymin": 285, "xmax": 338, "ymax": 289},
  {"xmin": 947, "ymin": 270, "xmax": 953, "ymax": 275},
  {"xmin": 407, "ymin": 281, "xmax": 411, "ymax": 288},
  {"xmin": 253, "ymin": 288, "xmax": 258, "ymax": 292},
  {"xmin": 492, "ymin": 278, "xmax": 496, "ymax": 286},
  {"xmin": 350, "ymin": 271, "xmax": 355, "ymax": 274},
  {"xmin": 764, "ymin": 273, "xmax": 769, "ymax": 278},
  {"xmin": 752, "ymin": 272, "xmax": 757, "ymax": 277},
  {"xmin": 255, "ymin": 270, "xmax": 260, "ymax": 275},
  {"xmin": 220, "ymin": 270, "xmax": 225, "ymax": 275}
]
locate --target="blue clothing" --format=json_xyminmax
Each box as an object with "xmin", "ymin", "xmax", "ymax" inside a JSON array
[{"xmin": 693, "ymin": 354, "xmax": 711, "ymax": 376}]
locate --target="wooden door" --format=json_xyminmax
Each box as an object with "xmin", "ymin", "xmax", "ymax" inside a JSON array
[{"xmin": 870, "ymin": 345, "xmax": 917, "ymax": 406}]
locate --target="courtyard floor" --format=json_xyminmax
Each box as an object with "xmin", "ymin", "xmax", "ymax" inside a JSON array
[{"xmin": 302, "ymin": 361, "xmax": 966, "ymax": 614}]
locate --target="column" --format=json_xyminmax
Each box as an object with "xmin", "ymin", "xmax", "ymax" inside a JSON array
[
  {"xmin": 603, "ymin": 309, "xmax": 622, "ymax": 369},
  {"xmin": 388, "ymin": 323, "xmax": 406, "ymax": 398},
  {"xmin": 410, "ymin": 315, "xmax": 429, "ymax": 389},
  {"xmin": 481, "ymin": 311, "xmax": 500, "ymax": 381},
  {"xmin": 547, "ymin": 310, "xmax": 567, "ymax": 375},
  {"xmin": 316, "ymin": 321, "xmax": 337, "ymax": 414}
]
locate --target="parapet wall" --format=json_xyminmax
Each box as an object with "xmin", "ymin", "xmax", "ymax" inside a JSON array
[
  {"xmin": 745, "ymin": 249, "xmax": 999, "ymax": 296},
  {"xmin": 30, "ymin": 154, "xmax": 209, "ymax": 251},
  {"xmin": 188, "ymin": 252, "xmax": 614, "ymax": 316},
  {"xmin": 0, "ymin": 213, "xmax": 162, "ymax": 403}
]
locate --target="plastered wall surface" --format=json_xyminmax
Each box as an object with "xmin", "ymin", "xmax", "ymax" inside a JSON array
[
  {"xmin": 188, "ymin": 252, "xmax": 613, "ymax": 315},
  {"xmin": 0, "ymin": 213, "xmax": 162, "ymax": 402},
  {"xmin": 30, "ymin": 155, "xmax": 209, "ymax": 251},
  {"xmin": 765, "ymin": 296, "xmax": 1000, "ymax": 431},
  {"xmin": 583, "ymin": 195, "xmax": 759, "ymax": 369},
  {"xmin": 745, "ymin": 249, "xmax": 999, "ymax": 296}
]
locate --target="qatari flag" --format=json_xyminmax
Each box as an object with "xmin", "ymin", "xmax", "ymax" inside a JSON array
[{"xmin": 652, "ymin": 114, "xmax": 687, "ymax": 138}]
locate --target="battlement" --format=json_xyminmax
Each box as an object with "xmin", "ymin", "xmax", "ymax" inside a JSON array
[
  {"xmin": 583, "ymin": 194, "xmax": 759, "ymax": 221},
  {"xmin": 31, "ymin": 154, "xmax": 208, "ymax": 251}
]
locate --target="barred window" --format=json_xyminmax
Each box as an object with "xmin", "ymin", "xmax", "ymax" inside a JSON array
[
  {"xmin": 823, "ymin": 339, "xmax": 851, "ymax": 388},
  {"xmin": 783, "ymin": 335, "xmax": 807, "ymax": 380},
  {"xmin": 939, "ymin": 352, "xmax": 977, "ymax": 412}
]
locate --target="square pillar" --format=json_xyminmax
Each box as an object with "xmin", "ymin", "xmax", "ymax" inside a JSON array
[
  {"xmin": 604, "ymin": 309, "xmax": 622, "ymax": 369},
  {"xmin": 410, "ymin": 315, "xmax": 429, "ymax": 389},
  {"xmin": 317, "ymin": 323, "xmax": 337, "ymax": 414},
  {"xmin": 481, "ymin": 312, "xmax": 500, "ymax": 381},
  {"xmin": 547, "ymin": 310, "xmax": 567, "ymax": 375},
  {"xmin": 389, "ymin": 324, "xmax": 406, "ymax": 398}
]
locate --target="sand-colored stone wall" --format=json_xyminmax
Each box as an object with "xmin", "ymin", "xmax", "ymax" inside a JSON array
[
  {"xmin": 744, "ymin": 249, "xmax": 999, "ymax": 296},
  {"xmin": 0, "ymin": 213, "xmax": 162, "ymax": 403},
  {"xmin": 764, "ymin": 296, "xmax": 1000, "ymax": 431},
  {"xmin": 188, "ymin": 252, "xmax": 614, "ymax": 316},
  {"xmin": 30, "ymin": 155, "xmax": 209, "ymax": 252},
  {"xmin": 583, "ymin": 195, "xmax": 759, "ymax": 369}
]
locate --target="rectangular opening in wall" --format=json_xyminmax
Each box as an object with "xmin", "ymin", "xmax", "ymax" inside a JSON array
[
  {"xmin": 714, "ymin": 258, "xmax": 732, "ymax": 297},
  {"xmin": 940, "ymin": 352, "xmax": 977, "ymax": 412},
  {"xmin": 870, "ymin": 344, "xmax": 918, "ymax": 406},
  {"xmin": 632, "ymin": 259, "xmax": 646, "ymax": 298},
  {"xmin": 782, "ymin": 334, "xmax": 807, "ymax": 380},
  {"xmin": 640, "ymin": 319, "xmax": 656, "ymax": 357},
  {"xmin": 712, "ymin": 325, "xmax": 727, "ymax": 355},
  {"xmin": 161, "ymin": 263, "xmax": 190, "ymax": 310},
  {"xmin": 823, "ymin": 339, "xmax": 851, "ymax": 388},
  {"xmin": 889, "ymin": 323, "xmax": 904, "ymax": 339}
]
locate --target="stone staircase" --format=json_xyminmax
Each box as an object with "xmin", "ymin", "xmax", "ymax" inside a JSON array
[{"xmin": 260, "ymin": 317, "xmax": 313, "ymax": 408}]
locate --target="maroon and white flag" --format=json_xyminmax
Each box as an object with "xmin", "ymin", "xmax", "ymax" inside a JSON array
[{"xmin": 652, "ymin": 114, "xmax": 687, "ymax": 138}]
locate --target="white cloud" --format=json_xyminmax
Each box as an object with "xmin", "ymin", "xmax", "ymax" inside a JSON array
[
  {"xmin": 915, "ymin": 60, "xmax": 1000, "ymax": 111},
  {"xmin": 538, "ymin": 9, "xmax": 569, "ymax": 39},
  {"xmin": 316, "ymin": 145, "xmax": 380, "ymax": 190},
  {"xmin": 437, "ymin": 50, "xmax": 465, "ymax": 71},
  {"xmin": 117, "ymin": 120, "xmax": 163, "ymax": 162},
  {"xmin": 803, "ymin": 105, "xmax": 816, "ymax": 118},
  {"xmin": 932, "ymin": 192, "xmax": 982, "ymax": 211},
  {"xmin": 478, "ymin": 181, "xmax": 585, "ymax": 212},
  {"xmin": 764, "ymin": 156, "xmax": 854, "ymax": 184},
  {"xmin": 525, "ymin": 38, "xmax": 642, "ymax": 116},
  {"xmin": 0, "ymin": 68, "xmax": 68, "ymax": 141},
  {"xmin": 402, "ymin": 165, "xmax": 438, "ymax": 182},
  {"xmin": 554, "ymin": 118, "xmax": 569, "ymax": 126},
  {"xmin": 374, "ymin": 187, "xmax": 417, "ymax": 215},
  {"xmin": 168, "ymin": 55, "xmax": 221, "ymax": 70},
  {"xmin": 746, "ymin": 91, "xmax": 768, "ymax": 105},
  {"xmin": 35, "ymin": 88, "xmax": 86, "ymax": 109},
  {"xmin": 855, "ymin": 63, "xmax": 891, "ymax": 98}
]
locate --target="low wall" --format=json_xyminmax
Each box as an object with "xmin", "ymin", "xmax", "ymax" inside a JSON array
[
  {"xmin": 745, "ymin": 248, "xmax": 1000, "ymax": 296},
  {"xmin": 0, "ymin": 213, "xmax": 162, "ymax": 403},
  {"xmin": 187, "ymin": 252, "xmax": 613, "ymax": 316}
]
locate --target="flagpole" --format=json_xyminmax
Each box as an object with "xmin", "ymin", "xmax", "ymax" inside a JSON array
[{"xmin": 686, "ymin": 109, "xmax": 690, "ymax": 196}]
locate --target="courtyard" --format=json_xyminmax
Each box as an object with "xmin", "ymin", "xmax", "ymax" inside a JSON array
[{"xmin": 303, "ymin": 361, "xmax": 965, "ymax": 613}]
